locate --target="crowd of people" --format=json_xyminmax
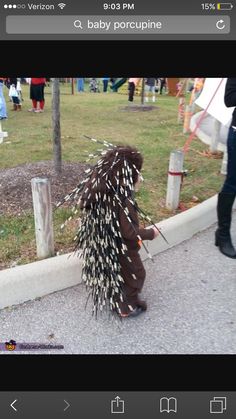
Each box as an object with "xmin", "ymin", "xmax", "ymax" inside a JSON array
[
  {"xmin": 128, "ymin": 77, "xmax": 167, "ymax": 102},
  {"xmin": 0, "ymin": 77, "xmax": 47, "ymax": 115},
  {"xmin": 1, "ymin": 77, "xmax": 169, "ymax": 118}
]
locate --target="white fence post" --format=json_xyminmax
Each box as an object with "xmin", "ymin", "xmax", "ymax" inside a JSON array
[
  {"xmin": 166, "ymin": 150, "xmax": 184, "ymax": 210},
  {"xmin": 0, "ymin": 120, "xmax": 8, "ymax": 144},
  {"xmin": 31, "ymin": 177, "xmax": 55, "ymax": 259},
  {"xmin": 221, "ymin": 147, "xmax": 228, "ymax": 175},
  {"xmin": 210, "ymin": 118, "xmax": 221, "ymax": 153}
]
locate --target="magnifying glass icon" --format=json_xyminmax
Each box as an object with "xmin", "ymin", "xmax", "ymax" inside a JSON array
[{"xmin": 74, "ymin": 20, "xmax": 83, "ymax": 29}]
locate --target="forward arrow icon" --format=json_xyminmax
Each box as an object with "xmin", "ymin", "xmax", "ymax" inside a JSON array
[{"xmin": 64, "ymin": 400, "xmax": 70, "ymax": 411}]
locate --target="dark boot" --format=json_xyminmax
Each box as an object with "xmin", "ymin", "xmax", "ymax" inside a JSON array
[
  {"xmin": 215, "ymin": 192, "xmax": 236, "ymax": 258},
  {"xmin": 136, "ymin": 298, "xmax": 147, "ymax": 311}
]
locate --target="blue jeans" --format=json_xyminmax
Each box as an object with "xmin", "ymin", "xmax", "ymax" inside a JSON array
[
  {"xmin": 0, "ymin": 82, "xmax": 7, "ymax": 119},
  {"xmin": 77, "ymin": 78, "xmax": 84, "ymax": 92},
  {"xmin": 221, "ymin": 126, "xmax": 236, "ymax": 194}
]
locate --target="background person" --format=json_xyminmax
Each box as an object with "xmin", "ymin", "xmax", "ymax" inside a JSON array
[
  {"xmin": 28, "ymin": 77, "xmax": 46, "ymax": 113},
  {"xmin": 0, "ymin": 78, "xmax": 7, "ymax": 119},
  {"xmin": 145, "ymin": 78, "xmax": 156, "ymax": 102},
  {"xmin": 128, "ymin": 78, "xmax": 141, "ymax": 102},
  {"xmin": 215, "ymin": 78, "xmax": 236, "ymax": 258},
  {"xmin": 159, "ymin": 77, "xmax": 167, "ymax": 95},
  {"xmin": 9, "ymin": 78, "xmax": 21, "ymax": 111},
  {"xmin": 102, "ymin": 77, "xmax": 109, "ymax": 92}
]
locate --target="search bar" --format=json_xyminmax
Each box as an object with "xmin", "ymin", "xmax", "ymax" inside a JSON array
[{"xmin": 6, "ymin": 15, "xmax": 230, "ymax": 35}]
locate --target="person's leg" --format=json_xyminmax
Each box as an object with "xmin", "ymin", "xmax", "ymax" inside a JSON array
[
  {"xmin": 81, "ymin": 79, "xmax": 84, "ymax": 91},
  {"xmin": 29, "ymin": 84, "xmax": 37, "ymax": 111},
  {"xmin": 160, "ymin": 80, "xmax": 164, "ymax": 94},
  {"xmin": 11, "ymin": 96, "xmax": 18, "ymax": 110},
  {"xmin": 16, "ymin": 95, "xmax": 21, "ymax": 110},
  {"xmin": 152, "ymin": 86, "xmax": 156, "ymax": 102},
  {"xmin": 103, "ymin": 80, "xmax": 108, "ymax": 92},
  {"xmin": 145, "ymin": 85, "xmax": 149, "ymax": 102},
  {"xmin": 215, "ymin": 126, "xmax": 236, "ymax": 258},
  {"xmin": 39, "ymin": 100, "xmax": 44, "ymax": 110},
  {"xmin": 118, "ymin": 253, "xmax": 146, "ymax": 316},
  {"xmin": 128, "ymin": 82, "xmax": 135, "ymax": 101}
]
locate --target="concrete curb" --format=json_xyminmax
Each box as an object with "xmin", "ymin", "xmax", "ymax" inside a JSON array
[
  {"xmin": 0, "ymin": 193, "xmax": 234, "ymax": 310},
  {"xmin": 0, "ymin": 253, "xmax": 82, "ymax": 310}
]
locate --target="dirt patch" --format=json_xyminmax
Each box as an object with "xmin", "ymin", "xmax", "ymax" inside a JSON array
[
  {"xmin": 120, "ymin": 105, "xmax": 157, "ymax": 112},
  {"xmin": 0, "ymin": 161, "xmax": 90, "ymax": 216}
]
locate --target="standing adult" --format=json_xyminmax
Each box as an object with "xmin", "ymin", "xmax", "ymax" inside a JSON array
[
  {"xmin": 28, "ymin": 77, "xmax": 46, "ymax": 113},
  {"xmin": 215, "ymin": 78, "xmax": 236, "ymax": 258},
  {"xmin": 77, "ymin": 78, "xmax": 84, "ymax": 92},
  {"xmin": 159, "ymin": 78, "xmax": 167, "ymax": 95},
  {"xmin": 0, "ymin": 78, "xmax": 7, "ymax": 119},
  {"xmin": 102, "ymin": 77, "xmax": 109, "ymax": 92},
  {"xmin": 144, "ymin": 78, "xmax": 156, "ymax": 102},
  {"xmin": 128, "ymin": 78, "xmax": 141, "ymax": 102}
]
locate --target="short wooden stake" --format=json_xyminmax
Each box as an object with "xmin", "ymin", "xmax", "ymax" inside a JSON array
[
  {"xmin": 31, "ymin": 177, "xmax": 55, "ymax": 259},
  {"xmin": 166, "ymin": 150, "xmax": 184, "ymax": 210}
]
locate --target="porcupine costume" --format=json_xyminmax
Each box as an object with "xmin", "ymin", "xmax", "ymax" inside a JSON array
[{"xmin": 57, "ymin": 137, "xmax": 167, "ymax": 318}]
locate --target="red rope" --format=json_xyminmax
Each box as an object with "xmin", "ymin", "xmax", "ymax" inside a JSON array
[
  {"xmin": 168, "ymin": 171, "xmax": 183, "ymax": 176},
  {"xmin": 183, "ymin": 78, "xmax": 225, "ymax": 153},
  {"xmin": 168, "ymin": 171, "xmax": 185, "ymax": 187}
]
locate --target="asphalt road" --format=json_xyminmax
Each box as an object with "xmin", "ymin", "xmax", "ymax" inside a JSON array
[{"xmin": 0, "ymin": 216, "xmax": 236, "ymax": 354}]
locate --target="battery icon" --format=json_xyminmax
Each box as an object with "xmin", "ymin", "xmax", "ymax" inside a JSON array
[{"xmin": 217, "ymin": 2, "xmax": 234, "ymax": 9}]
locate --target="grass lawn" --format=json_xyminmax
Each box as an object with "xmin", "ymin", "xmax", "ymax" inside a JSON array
[{"xmin": 0, "ymin": 81, "xmax": 224, "ymax": 268}]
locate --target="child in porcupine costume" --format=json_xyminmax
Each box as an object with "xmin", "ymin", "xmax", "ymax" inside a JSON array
[{"xmin": 57, "ymin": 143, "xmax": 159, "ymax": 318}]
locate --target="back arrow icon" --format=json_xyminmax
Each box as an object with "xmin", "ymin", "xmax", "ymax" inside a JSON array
[
  {"xmin": 11, "ymin": 399, "xmax": 18, "ymax": 412},
  {"xmin": 64, "ymin": 400, "xmax": 70, "ymax": 411}
]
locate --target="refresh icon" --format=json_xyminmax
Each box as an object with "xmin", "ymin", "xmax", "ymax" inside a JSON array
[{"xmin": 216, "ymin": 19, "xmax": 226, "ymax": 30}]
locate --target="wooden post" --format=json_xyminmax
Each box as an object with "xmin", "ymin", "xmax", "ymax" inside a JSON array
[
  {"xmin": 210, "ymin": 118, "xmax": 221, "ymax": 153},
  {"xmin": 31, "ymin": 177, "xmax": 55, "ymax": 259},
  {"xmin": 52, "ymin": 78, "xmax": 62, "ymax": 174},
  {"xmin": 221, "ymin": 147, "xmax": 228, "ymax": 175},
  {"xmin": 166, "ymin": 150, "xmax": 184, "ymax": 210},
  {"xmin": 71, "ymin": 78, "xmax": 74, "ymax": 95}
]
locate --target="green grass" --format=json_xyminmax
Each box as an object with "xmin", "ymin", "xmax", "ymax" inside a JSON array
[{"xmin": 0, "ymin": 82, "xmax": 224, "ymax": 268}]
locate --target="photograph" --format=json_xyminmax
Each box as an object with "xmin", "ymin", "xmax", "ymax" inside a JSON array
[{"xmin": 0, "ymin": 76, "xmax": 235, "ymax": 354}]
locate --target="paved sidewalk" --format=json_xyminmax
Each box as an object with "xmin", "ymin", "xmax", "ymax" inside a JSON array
[{"xmin": 0, "ymin": 216, "xmax": 236, "ymax": 354}]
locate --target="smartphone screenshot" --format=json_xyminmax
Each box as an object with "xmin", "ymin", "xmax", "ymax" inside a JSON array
[{"xmin": 0, "ymin": 0, "xmax": 235, "ymax": 417}]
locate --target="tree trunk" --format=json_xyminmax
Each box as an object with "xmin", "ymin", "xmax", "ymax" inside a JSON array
[{"xmin": 52, "ymin": 78, "xmax": 62, "ymax": 174}]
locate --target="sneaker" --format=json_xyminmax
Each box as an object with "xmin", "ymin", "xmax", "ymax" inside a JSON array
[
  {"xmin": 34, "ymin": 109, "xmax": 41, "ymax": 113},
  {"xmin": 28, "ymin": 108, "xmax": 36, "ymax": 112}
]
